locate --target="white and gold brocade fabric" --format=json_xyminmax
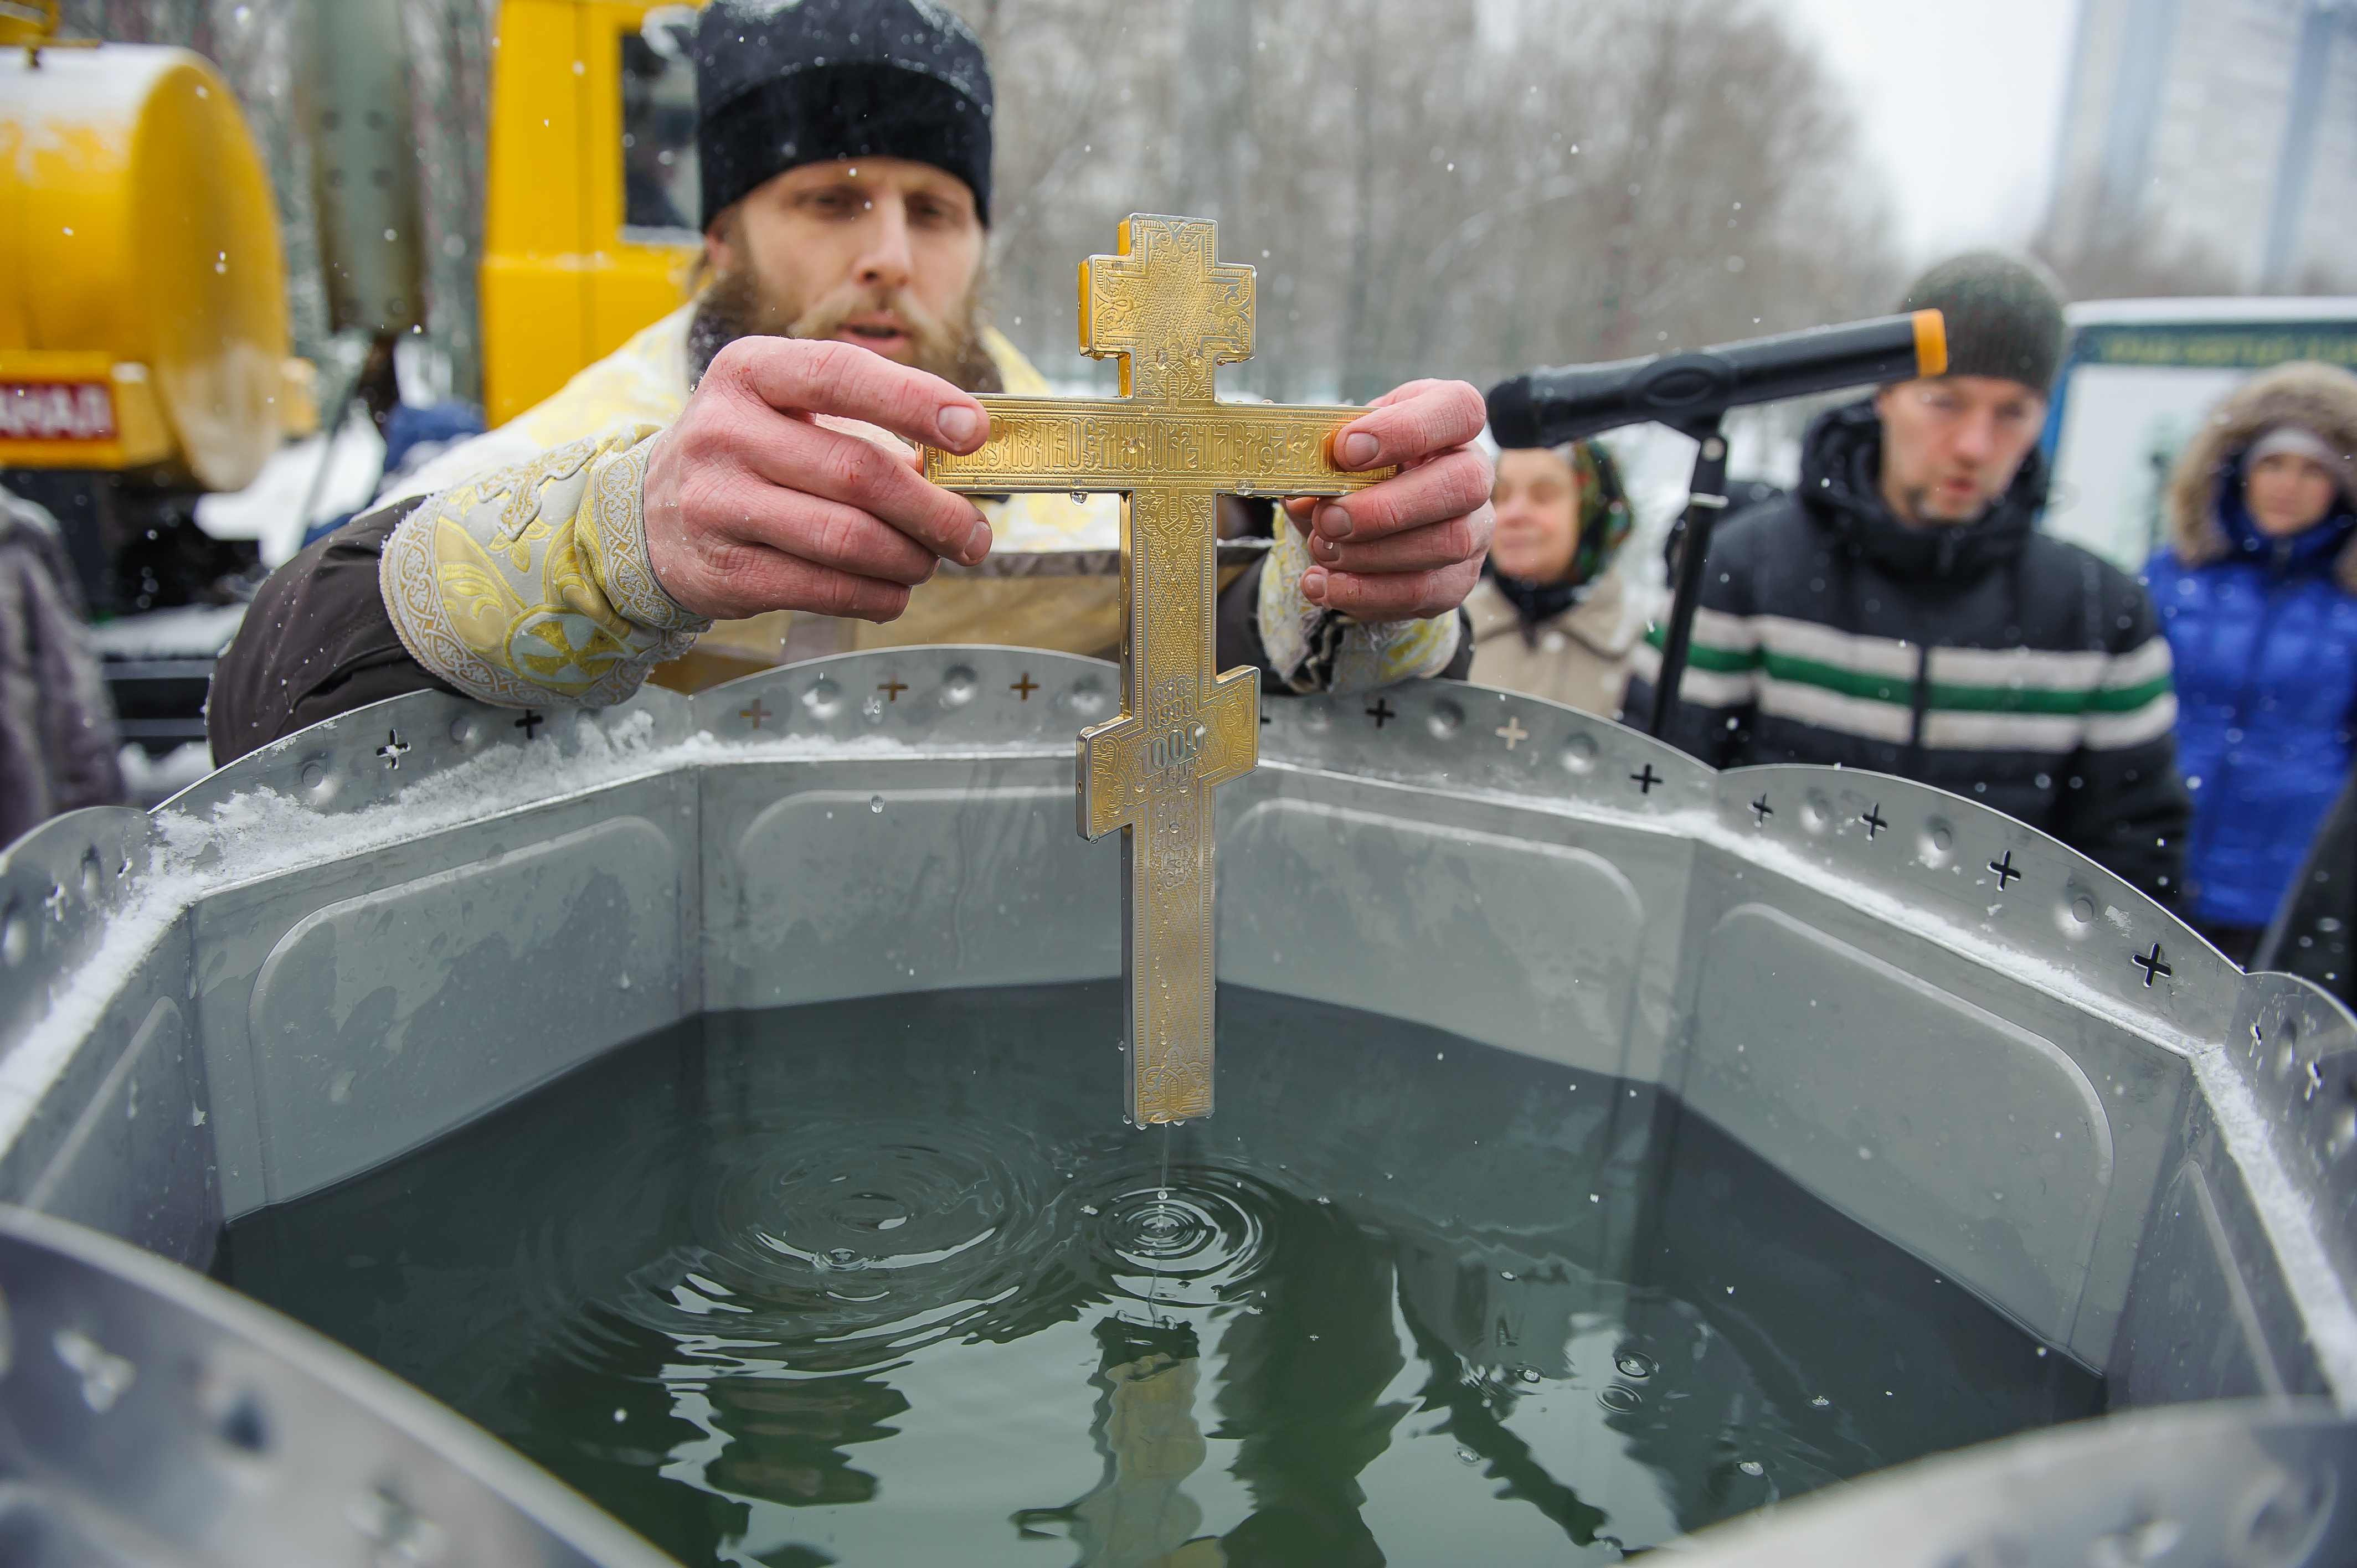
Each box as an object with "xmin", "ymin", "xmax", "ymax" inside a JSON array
[
  {"xmin": 380, "ymin": 425, "xmax": 708, "ymax": 708},
  {"xmin": 1255, "ymin": 519, "xmax": 1463, "ymax": 694}
]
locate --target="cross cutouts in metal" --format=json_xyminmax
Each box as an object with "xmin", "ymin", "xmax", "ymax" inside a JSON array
[
  {"xmin": 2304, "ymin": 1058, "xmax": 2325, "ymax": 1102},
  {"xmin": 1989, "ymin": 850, "xmax": 2020, "ymax": 889},
  {"xmin": 1750, "ymin": 795, "xmax": 1772, "ymax": 824},
  {"xmin": 514, "ymin": 709, "xmax": 544, "ymax": 740},
  {"xmin": 739, "ymin": 698, "xmax": 772, "ymax": 729},
  {"xmin": 377, "ymin": 730, "xmax": 410, "ymax": 768},
  {"xmin": 1011, "ymin": 672, "xmax": 1039, "ymax": 701},
  {"xmin": 1631, "ymin": 764, "xmax": 1662, "ymax": 795},
  {"xmin": 1496, "ymin": 716, "xmax": 1530, "ymax": 751},
  {"xmin": 878, "ymin": 677, "xmax": 909, "ymax": 702},
  {"xmin": 42, "ymin": 883, "xmax": 66, "ymax": 919},
  {"xmin": 1366, "ymin": 697, "xmax": 1398, "ymax": 729},
  {"xmin": 2133, "ymin": 943, "xmax": 2171, "ymax": 987},
  {"xmin": 1860, "ymin": 803, "xmax": 1887, "ymax": 839},
  {"xmin": 919, "ymin": 215, "xmax": 1393, "ymax": 1125}
]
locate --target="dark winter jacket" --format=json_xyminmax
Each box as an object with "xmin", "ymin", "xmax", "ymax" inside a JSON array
[
  {"xmin": 1, "ymin": 487, "xmax": 127, "ymax": 848},
  {"xmin": 2144, "ymin": 362, "xmax": 2357, "ymax": 930},
  {"xmin": 1623, "ymin": 398, "xmax": 2190, "ymax": 900}
]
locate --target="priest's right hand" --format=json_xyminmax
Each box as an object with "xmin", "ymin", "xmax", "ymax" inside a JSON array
[{"xmin": 640, "ymin": 337, "xmax": 995, "ymax": 622}]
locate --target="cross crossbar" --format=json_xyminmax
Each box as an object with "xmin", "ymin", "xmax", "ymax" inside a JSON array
[{"xmin": 923, "ymin": 401, "xmax": 1391, "ymax": 497}]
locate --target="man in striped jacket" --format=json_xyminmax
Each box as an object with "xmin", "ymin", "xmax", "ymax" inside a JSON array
[{"xmin": 1623, "ymin": 254, "xmax": 2190, "ymax": 901}]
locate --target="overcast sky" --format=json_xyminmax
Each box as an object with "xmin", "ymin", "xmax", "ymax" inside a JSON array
[{"xmin": 1779, "ymin": 0, "xmax": 2082, "ymax": 262}]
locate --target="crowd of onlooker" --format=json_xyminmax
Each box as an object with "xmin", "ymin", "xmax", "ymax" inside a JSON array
[{"xmin": 1475, "ymin": 250, "xmax": 2357, "ymax": 990}]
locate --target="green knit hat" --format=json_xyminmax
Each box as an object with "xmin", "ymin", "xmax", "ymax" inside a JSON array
[{"xmin": 1899, "ymin": 251, "xmax": 2067, "ymax": 395}]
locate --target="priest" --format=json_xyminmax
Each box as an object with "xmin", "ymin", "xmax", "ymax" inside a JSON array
[{"xmin": 208, "ymin": 0, "xmax": 1495, "ymax": 762}]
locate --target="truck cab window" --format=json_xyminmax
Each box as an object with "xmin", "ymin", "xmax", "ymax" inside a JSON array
[{"xmin": 620, "ymin": 22, "xmax": 697, "ymax": 240}]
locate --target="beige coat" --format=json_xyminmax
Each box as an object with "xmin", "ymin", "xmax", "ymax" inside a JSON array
[{"xmin": 1464, "ymin": 570, "xmax": 1643, "ymax": 718}]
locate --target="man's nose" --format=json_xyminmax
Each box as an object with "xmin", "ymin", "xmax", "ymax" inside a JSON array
[
  {"xmin": 854, "ymin": 200, "xmax": 915, "ymax": 292},
  {"xmin": 1952, "ymin": 410, "xmax": 1998, "ymax": 462}
]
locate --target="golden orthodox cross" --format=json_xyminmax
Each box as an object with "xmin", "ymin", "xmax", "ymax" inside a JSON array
[{"xmin": 923, "ymin": 214, "xmax": 1392, "ymax": 1125}]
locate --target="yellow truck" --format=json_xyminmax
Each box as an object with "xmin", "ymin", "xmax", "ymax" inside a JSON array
[
  {"xmin": 480, "ymin": 0, "xmax": 704, "ymax": 426},
  {"xmin": 0, "ymin": 3, "xmax": 313, "ymax": 614},
  {"xmin": 0, "ymin": 0, "xmax": 707, "ymax": 745},
  {"xmin": 0, "ymin": 0, "xmax": 703, "ymax": 561}
]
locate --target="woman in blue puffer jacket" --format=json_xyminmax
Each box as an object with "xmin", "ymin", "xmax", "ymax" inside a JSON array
[{"xmin": 2146, "ymin": 361, "xmax": 2357, "ymax": 964}]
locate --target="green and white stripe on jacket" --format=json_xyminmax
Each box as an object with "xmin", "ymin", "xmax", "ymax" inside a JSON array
[{"xmin": 1627, "ymin": 609, "xmax": 2178, "ymax": 754}]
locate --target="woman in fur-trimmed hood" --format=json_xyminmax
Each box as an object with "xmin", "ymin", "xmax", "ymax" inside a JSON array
[{"xmin": 2145, "ymin": 360, "xmax": 2357, "ymax": 958}]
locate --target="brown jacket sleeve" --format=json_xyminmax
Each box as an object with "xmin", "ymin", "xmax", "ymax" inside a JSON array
[{"xmin": 207, "ymin": 500, "xmax": 461, "ymax": 766}]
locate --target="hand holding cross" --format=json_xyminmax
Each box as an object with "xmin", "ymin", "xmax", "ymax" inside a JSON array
[{"xmin": 636, "ymin": 257, "xmax": 1491, "ymax": 629}]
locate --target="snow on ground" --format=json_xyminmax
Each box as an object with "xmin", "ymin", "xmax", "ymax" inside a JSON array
[{"xmin": 194, "ymin": 411, "xmax": 385, "ymax": 568}]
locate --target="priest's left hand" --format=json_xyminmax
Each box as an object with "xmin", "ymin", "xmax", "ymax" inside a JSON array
[{"xmin": 1283, "ymin": 379, "xmax": 1494, "ymax": 621}]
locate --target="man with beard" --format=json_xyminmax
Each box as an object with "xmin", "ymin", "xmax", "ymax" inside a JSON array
[
  {"xmin": 1621, "ymin": 252, "xmax": 2190, "ymax": 900},
  {"xmin": 207, "ymin": 0, "xmax": 1494, "ymax": 762}
]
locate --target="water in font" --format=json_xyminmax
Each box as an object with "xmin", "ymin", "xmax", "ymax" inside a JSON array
[{"xmin": 220, "ymin": 983, "xmax": 2101, "ymax": 1566}]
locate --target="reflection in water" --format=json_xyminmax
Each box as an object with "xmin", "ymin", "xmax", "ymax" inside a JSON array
[
  {"xmin": 1017, "ymin": 1319, "xmax": 1218, "ymax": 1567},
  {"xmin": 220, "ymin": 984, "xmax": 2101, "ymax": 1567}
]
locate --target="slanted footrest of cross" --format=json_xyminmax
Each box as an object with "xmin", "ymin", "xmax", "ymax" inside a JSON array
[{"xmin": 1077, "ymin": 668, "xmax": 1260, "ymax": 840}]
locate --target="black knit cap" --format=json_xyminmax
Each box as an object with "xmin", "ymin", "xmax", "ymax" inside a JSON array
[
  {"xmin": 693, "ymin": 0, "xmax": 995, "ymax": 231},
  {"xmin": 1899, "ymin": 251, "xmax": 2068, "ymax": 395}
]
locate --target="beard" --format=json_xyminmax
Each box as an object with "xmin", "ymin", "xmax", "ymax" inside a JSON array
[{"xmin": 686, "ymin": 264, "xmax": 1003, "ymax": 395}]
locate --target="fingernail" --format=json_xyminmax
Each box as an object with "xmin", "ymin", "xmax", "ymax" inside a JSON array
[
  {"xmin": 1301, "ymin": 566, "xmax": 1329, "ymax": 602},
  {"xmin": 1310, "ymin": 532, "xmax": 1337, "ymax": 561},
  {"xmin": 963, "ymin": 519, "xmax": 992, "ymax": 563},
  {"xmin": 1340, "ymin": 431, "xmax": 1379, "ymax": 468},
  {"xmin": 1316, "ymin": 502, "xmax": 1353, "ymax": 539},
  {"xmin": 938, "ymin": 405, "xmax": 980, "ymax": 447}
]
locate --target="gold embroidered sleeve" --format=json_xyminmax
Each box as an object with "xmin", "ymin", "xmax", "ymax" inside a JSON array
[
  {"xmin": 378, "ymin": 423, "xmax": 712, "ymax": 709},
  {"xmin": 1254, "ymin": 521, "xmax": 1465, "ymax": 695}
]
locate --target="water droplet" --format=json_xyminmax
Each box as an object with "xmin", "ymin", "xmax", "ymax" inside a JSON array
[
  {"xmin": 1614, "ymin": 1352, "xmax": 1658, "ymax": 1379},
  {"xmin": 1516, "ymin": 1366, "xmax": 1542, "ymax": 1384},
  {"xmin": 612, "ymin": 1408, "xmax": 626, "ymax": 1422},
  {"xmin": 53, "ymin": 1329, "xmax": 135, "ymax": 1412},
  {"xmin": 1738, "ymin": 1459, "xmax": 1764, "ymax": 1477},
  {"xmin": 1080, "ymin": 1204, "xmax": 1100, "ymax": 1215},
  {"xmin": 869, "ymin": 795, "xmax": 884, "ymax": 813},
  {"xmin": 1454, "ymin": 1445, "xmax": 1480, "ymax": 1465},
  {"xmin": 1069, "ymin": 491, "xmax": 1088, "ymax": 505},
  {"xmin": 1597, "ymin": 1385, "xmax": 1642, "ymax": 1413},
  {"xmin": 2035, "ymin": 1346, "xmax": 2049, "ymax": 1358},
  {"xmin": 1810, "ymin": 1394, "xmax": 1830, "ymax": 1407},
  {"xmin": 1499, "ymin": 1269, "xmax": 1516, "ymax": 1281}
]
